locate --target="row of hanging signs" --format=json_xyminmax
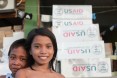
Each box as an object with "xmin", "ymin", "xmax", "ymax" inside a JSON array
[{"xmin": 52, "ymin": 5, "xmax": 112, "ymax": 77}]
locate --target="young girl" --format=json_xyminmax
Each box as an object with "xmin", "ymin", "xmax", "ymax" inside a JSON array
[
  {"xmin": 15, "ymin": 28, "xmax": 65, "ymax": 78},
  {"xmin": 0, "ymin": 38, "xmax": 28, "ymax": 78}
]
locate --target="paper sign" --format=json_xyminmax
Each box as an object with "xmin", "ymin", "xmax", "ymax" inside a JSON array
[
  {"xmin": 61, "ymin": 58, "xmax": 112, "ymax": 77},
  {"xmin": 53, "ymin": 5, "xmax": 92, "ymax": 19},
  {"xmin": 52, "ymin": 19, "xmax": 92, "ymax": 27},
  {"xmin": 57, "ymin": 41, "xmax": 105, "ymax": 60},
  {"xmin": 52, "ymin": 24, "xmax": 100, "ymax": 43}
]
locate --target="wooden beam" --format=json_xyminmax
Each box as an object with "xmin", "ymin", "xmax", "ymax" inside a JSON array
[
  {"xmin": 24, "ymin": 0, "xmax": 39, "ymax": 37},
  {"xmin": 0, "ymin": 11, "xmax": 16, "ymax": 18}
]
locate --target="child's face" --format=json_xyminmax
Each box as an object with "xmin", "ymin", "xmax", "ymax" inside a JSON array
[
  {"xmin": 9, "ymin": 46, "xmax": 27, "ymax": 75},
  {"xmin": 31, "ymin": 35, "xmax": 54, "ymax": 65}
]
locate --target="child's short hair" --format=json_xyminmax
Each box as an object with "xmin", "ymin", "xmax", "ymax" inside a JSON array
[{"xmin": 8, "ymin": 38, "xmax": 26, "ymax": 56}]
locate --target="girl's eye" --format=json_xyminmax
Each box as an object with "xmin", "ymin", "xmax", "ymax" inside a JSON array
[
  {"xmin": 20, "ymin": 58, "xmax": 27, "ymax": 61},
  {"xmin": 10, "ymin": 56, "xmax": 16, "ymax": 60},
  {"xmin": 34, "ymin": 45, "xmax": 40, "ymax": 48},
  {"xmin": 47, "ymin": 45, "xmax": 52, "ymax": 49}
]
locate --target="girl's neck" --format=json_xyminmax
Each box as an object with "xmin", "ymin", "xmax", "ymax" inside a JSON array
[{"xmin": 32, "ymin": 63, "xmax": 51, "ymax": 72}]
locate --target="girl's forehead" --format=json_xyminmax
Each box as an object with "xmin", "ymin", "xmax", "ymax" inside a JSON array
[{"xmin": 33, "ymin": 35, "xmax": 52, "ymax": 42}]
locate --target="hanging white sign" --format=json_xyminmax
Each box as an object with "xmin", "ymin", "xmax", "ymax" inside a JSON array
[
  {"xmin": 52, "ymin": 19, "xmax": 92, "ymax": 27},
  {"xmin": 52, "ymin": 5, "xmax": 92, "ymax": 19},
  {"xmin": 52, "ymin": 24, "xmax": 100, "ymax": 43},
  {"xmin": 60, "ymin": 58, "xmax": 112, "ymax": 77},
  {"xmin": 57, "ymin": 41, "xmax": 105, "ymax": 60}
]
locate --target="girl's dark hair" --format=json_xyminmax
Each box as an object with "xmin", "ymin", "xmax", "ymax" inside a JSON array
[
  {"xmin": 26, "ymin": 27, "xmax": 57, "ymax": 71},
  {"xmin": 8, "ymin": 38, "xmax": 26, "ymax": 56}
]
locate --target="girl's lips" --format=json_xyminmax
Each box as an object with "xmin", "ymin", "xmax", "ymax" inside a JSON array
[{"xmin": 39, "ymin": 56, "xmax": 48, "ymax": 60}]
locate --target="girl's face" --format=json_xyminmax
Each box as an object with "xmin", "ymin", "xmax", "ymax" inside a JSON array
[
  {"xmin": 9, "ymin": 46, "xmax": 27, "ymax": 75},
  {"xmin": 31, "ymin": 35, "xmax": 54, "ymax": 65}
]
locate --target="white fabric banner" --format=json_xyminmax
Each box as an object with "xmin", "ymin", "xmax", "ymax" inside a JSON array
[
  {"xmin": 61, "ymin": 58, "xmax": 112, "ymax": 77},
  {"xmin": 53, "ymin": 5, "xmax": 92, "ymax": 19},
  {"xmin": 57, "ymin": 41, "xmax": 105, "ymax": 60},
  {"xmin": 52, "ymin": 24, "xmax": 100, "ymax": 43},
  {"xmin": 52, "ymin": 19, "xmax": 92, "ymax": 27}
]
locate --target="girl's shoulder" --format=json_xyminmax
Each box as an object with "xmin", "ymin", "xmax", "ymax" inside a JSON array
[
  {"xmin": 16, "ymin": 67, "xmax": 30, "ymax": 75},
  {"xmin": 15, "ymin": 68, "xmax": 29, "ymax": 78},
  {"xmin": 53, "ymin": 72, "xmax": 65, "ymax": 78}
]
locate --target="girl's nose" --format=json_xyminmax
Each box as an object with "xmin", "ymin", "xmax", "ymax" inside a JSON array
[{"xmin": 40, "ymin": 47, "xmax": 47, "ymax": 54}]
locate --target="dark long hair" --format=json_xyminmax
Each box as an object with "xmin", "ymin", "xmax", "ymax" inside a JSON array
[{"xmin": 26, "ymin": 27, "xmax": 57, "ymax": 71}]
